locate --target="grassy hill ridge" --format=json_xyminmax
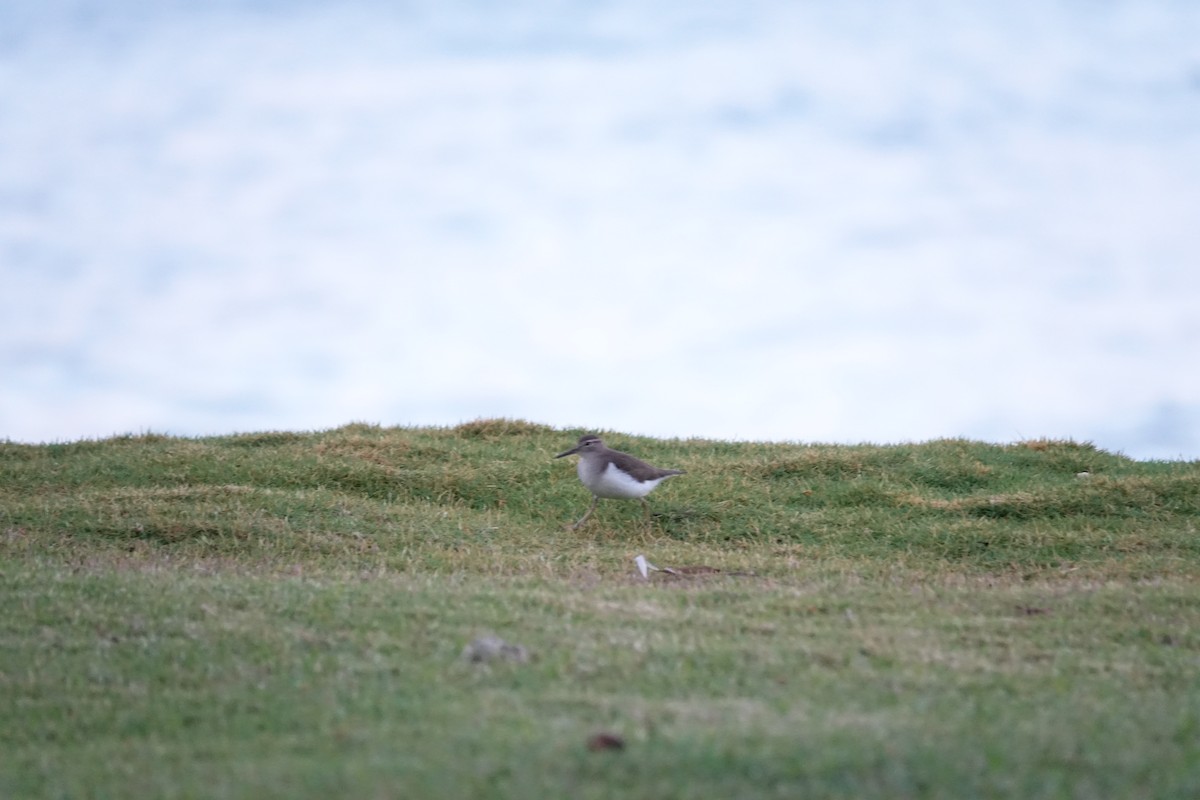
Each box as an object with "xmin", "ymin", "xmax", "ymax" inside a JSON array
[{"xmin": 3, "ymin": 419, "xmax": 1198, "ymax": 577}]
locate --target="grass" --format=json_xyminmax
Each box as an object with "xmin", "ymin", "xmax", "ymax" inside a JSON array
[{"xmin": 2, "ymin": 419, "xmax": 1200, "ymax": 798}]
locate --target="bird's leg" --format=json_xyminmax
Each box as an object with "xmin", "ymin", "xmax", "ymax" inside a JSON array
[
  {"xmin": 641, "ymin": 498, "xmax": 651, "ymax": 522},
  {"xmin": 568, "ymin": 496, "xmax": 599, "ymax": 530}
]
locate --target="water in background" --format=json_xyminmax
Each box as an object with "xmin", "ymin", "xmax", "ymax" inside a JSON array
[{"xmin": 3, "ymin": 1, "xmax": 1199, "ymax": 459}]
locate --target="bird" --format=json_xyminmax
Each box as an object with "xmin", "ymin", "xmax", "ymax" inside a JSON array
[{"xmin": 554, "ymin": 434, "xmax": 685, "ymax": 529}]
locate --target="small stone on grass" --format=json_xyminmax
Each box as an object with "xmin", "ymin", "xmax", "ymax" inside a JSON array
[
  {"xmin": 586, "ymin": 732, "xmax": 626, "ymax": 752},
  {"xmin": 461, "ymin": 634, "xmax": 531, "ymax": 664}
]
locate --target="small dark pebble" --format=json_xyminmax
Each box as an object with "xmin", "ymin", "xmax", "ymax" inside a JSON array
[{"xmin": 586, "ymin": 733, "xmax": 625, "ymax": 752}]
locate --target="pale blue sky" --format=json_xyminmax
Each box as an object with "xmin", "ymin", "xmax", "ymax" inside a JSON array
[{"xmin": 3, "ymin": 1, "xmax": 1199, "ymax": 459}]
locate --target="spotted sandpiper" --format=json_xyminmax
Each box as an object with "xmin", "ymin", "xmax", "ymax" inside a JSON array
[{"xmin": 554, "ymin": 435, "xmax": 685, "ymax": 529}]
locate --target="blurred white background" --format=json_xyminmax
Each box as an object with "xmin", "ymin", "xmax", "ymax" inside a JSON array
[{"xmin": 3, "ymin": 1, "xmax": 1199, "ymax": 458}]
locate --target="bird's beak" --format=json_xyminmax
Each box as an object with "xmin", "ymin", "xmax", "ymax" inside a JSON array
[{"xmin": 555, "ymin": 445, "xmax": 581, "ymax": 459}]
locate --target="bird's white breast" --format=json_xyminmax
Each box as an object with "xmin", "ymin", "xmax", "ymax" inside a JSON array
[{"xmin": 579, "ymin": 460, "xmax": 665, "ymax": 499}]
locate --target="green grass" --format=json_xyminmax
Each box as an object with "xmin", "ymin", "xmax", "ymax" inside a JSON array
[{"xmin": 3, "ymin": 420, "xmax": 1200, "ymax": 798}]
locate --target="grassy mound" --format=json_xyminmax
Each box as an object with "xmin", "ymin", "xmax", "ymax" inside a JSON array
[{"xmin": 4, "ymin": 421, "xmax": 1196, "ymax": 575}]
